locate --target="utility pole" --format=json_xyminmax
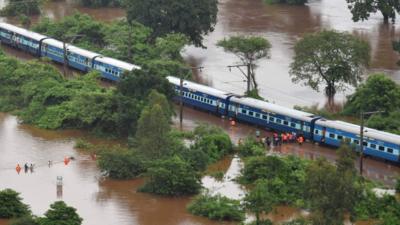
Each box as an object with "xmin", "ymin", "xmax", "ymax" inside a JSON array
[
  {"xmin": 179, "ymin": 76, "xmax": 183, "ymax": 130},
  {"xmin": 359, "ymin": 110, "xmax": 384, "ymax": 176},
  {"xmin": 179, "ymin": 66, "xmax": 203, "ymax": 130},
  {"xmin": 61, "ymin": 35, "xmax": 84, "ymax": 78},
  {"xmin": 228, "ymin": 64, "xmax": 251, "ymax": 94}
]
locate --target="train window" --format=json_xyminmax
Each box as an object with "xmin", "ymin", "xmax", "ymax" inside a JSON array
[
  {"xmin": 388, "ymin": 148, "xmax": 393, "ymax": 154},
  {"xmin": 262, "ymin": 115, "xmax": 267, "ymax": 120},
  {"xmin": 363, "ymin": 141, "xmax": 367, "ymax": 146},
  {"xmin": 283, "ymin": 121, "xmax": 288, "ymax": 125},
  {"xmin": 290, "ymin": 122, "xmax": 296, "ymax": 127},
  {"xmin": 248, "ymin": 111, "xmax": 254, "ymax": 116},
  {"xmin": 329, "ymin": 133, "xmax": 335, "ymax": 138},
  {"xmin": 337, "ymin": 135, "xmax": 343, "ymax": 140},
  {"xmin": 276, "ymin": 119, "xmax": 282, "ymax": 124},
  {"xmin": 315, "ymin": 130, "xmax": 319, "ymax": 134},
  {"xmin": 269, "ymin": 117, "xmax": 275, "ymax": 122},
  {"xmin": 378, "ymin": 146, "xmax": 385, "ymax": 151},
  {"xmin": 370, "ymin": 144, "xmax": 376, "ymax": 149},
  {"xmin": 353, "ymin": 140, "xmax": 359, "ymax": 145},
  {"xmin": 241, "ymin": 109, "xmax": 247, "ymax": 114},
  {"xmin": 255, "ymin": 113, "xmax": 260, "ymax": 118}
]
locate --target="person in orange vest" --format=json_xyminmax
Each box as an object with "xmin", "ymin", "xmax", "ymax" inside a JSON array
[
  {"xmin": 16, "ymin": 164, "xmax": 21, "ymax": 174},
  {"xmin": 288, "ymin": 133, "xmax": 293, "ymax": 143},
  {"xmin": 297, "ymin": 136, "xmax": 304, "ymax": 145},
  {"xmin": 282, "ymin": 133, "xmax": 287, "ymax": 144}
]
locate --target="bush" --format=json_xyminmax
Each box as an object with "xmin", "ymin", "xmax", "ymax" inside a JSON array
[
  {"xmin": 74, "ymin": 139, "xmax": 94, "ymax": 150},
  {"xmin": 264, "ymin": 0, "xmax": 307, "ymax": 5},
  {"xmin": 97, "ymin": 147, "xmax": 145, "ymax": 179},
  {"xmin": 139, "ymin": 156, "xmax": 201, "ymax": 196},
  {"xmin": 187, "ymin": 194, "xmax": 244, "ymax": 221},
  {"xmin": 0, "ymin": 189, "xmax": 30, "ymax": 219},
  {"xmin": 237, "ymin": 136, "xmax": 265, "ymax": 157},
  {"xmin": 192, "ymin": 124, "xmax": 233, "ymax": 163}
]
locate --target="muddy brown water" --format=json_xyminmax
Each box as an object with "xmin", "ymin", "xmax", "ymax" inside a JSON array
[
  {"xmin": 0, "ymin": 0, "xmax": 399, "ymax": 224},
  {"xmin": 1, "ymin": 0, "xmax": 400, "ymax": 107},
  {"xmin": 0, "ymin": 108, "xmax": 394, "ymax": 225}
]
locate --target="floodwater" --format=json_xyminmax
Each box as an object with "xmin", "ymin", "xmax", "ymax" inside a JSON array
[
  {"xmin": 0, "ymin": 108, "xmax": 395, "ymax": 225},
  {"xmin": 1, "ymin": 0, "xmax": 400, "ymax": 107},
  {"xmin": 185, "ymin": 0, "xmax": 400, "ymax": 107}
]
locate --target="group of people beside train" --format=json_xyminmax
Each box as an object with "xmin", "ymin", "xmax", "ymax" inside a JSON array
[{"xmin": 238, "ymin": 129, "xmax": 305, "ymax": 149}]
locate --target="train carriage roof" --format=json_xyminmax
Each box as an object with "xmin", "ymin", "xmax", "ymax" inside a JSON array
[
  {"xmin": 230, "ymin": 96, "xmax": 317, "ymax": 122},
  {"xmin": 167, "ymin": 76, "xmax": 231, "ymax": 99},
  {"xmin": 0, "ymin": 22, "xmax": 47, "ymax": 41},
  {"xmin": 316, "ymin": 119, "xmax": 400, "ymax": 145},
  {"xmin": 67, "ymin": 45, "xmax": 99, "ymax": 59},
  {"xmin": 42, "ymin": 38, "xmax": 64, "ymax": 49},
  {"xmin": 95, "ymin": 56, "xmax": 140, "ymax": 71}
]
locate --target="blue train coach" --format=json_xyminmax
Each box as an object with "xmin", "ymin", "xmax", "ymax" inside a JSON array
[
  {"xmin": 0, "ymin": 22, "xmax": 47, "ymax": 55},
  {"xmin": 228, "ymin": 96, "xmax": 321, "ymax": 139},
  {"xmin": 313, "ymin": 119, "xmax": 400, "ymax": 162},
  {"xmin": 167, "ymin": 76, "xmax": 233, "ymax": 115}
]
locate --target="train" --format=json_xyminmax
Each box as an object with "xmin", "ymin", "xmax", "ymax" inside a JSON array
[{"xmin": 1, "ymin": 22, "xmax": 399, "ymax": 163}]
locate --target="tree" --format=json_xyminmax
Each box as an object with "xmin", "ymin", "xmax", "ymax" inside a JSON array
[
  {"xmin": 290, "ymin": 30, "xmax": 370, "ymax": 108},
  {"xmin": 0, "ymin": 189, "xmax": 30, "ymax": 219},
  {"xmin": 346, "ymin": 0, "xmax": 400, "ymax": 24},
  {"xmin": 78, "ymin": 0, "xmax": 122, "ymax": 7},
  {"xmin": 304, "ymin": 158, "xmax": 344, "ymax": 225},
  {"xmin": 38, "ymin": 201, "xmax": 82, "ymax": 225},
  {"xmin": 243, "ymin": 179, "xmax": 276, "ymax": 225},
  {"xmin": 0, "ymin": 0, "xmax": 41, "ymax": 17},
  {"xmin": 366, "ymin": 111, "xmax": 400, "ymax": 135},
  {"xmin": 134, "ymin": 94, "xmax": 171, "ymax": 160},
  {"xmin": 125, "ymin": 0, "xmax": 218, "ymax": 47},
  {"xmin": 217, "ymin": 36, "xmax": 271, "ymax": 97},
  {"xmin": 343, "ymin": 73, "xmax": 400, "ymax": 115},
  {"xmin": 139, "ymin": 156, "xmax": 202, "ymax": 196}
]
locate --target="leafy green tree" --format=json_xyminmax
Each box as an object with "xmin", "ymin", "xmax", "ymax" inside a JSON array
[
  {"xmin": 241, "ymin": 156, "xmax": 290, "ymax": 183},
  {"xmin": 187, "ymin": 193, "xmax": 245, "ymax": 221},
  {"xmin": 125, "ymin": 0, "xmax": 218, "ymax": 47},
  {"xmin": 344, "ymin": 73, "xmax": 400, "ymax": 115},
  {"xmin": 243, "ymin": 179, "xmax": 276, "ymax": 225},
  {"xmin": 347, "ymin": 0, "xmax": 400, "ymax": 23},
  {"xmin": 134, "ymin": 97, "xmax": 171, "ymax": 160},
  {"xmin": 0, "ymin": 189, "xmax": 30, "ymax": 219},
  {"xmin": 98, "ymin": 147, "xmax": 145, "ymax": 179},
  {"xmin": 37, "ymin": 201, "xmax": 82, "ymax": 225},
  {"xmin": 217, "ymin": 36, "xmax": 271, "ymax": 97},
  {"xmin": 0, "ymin": 0, "xmax": 41, "ymax": 17},
  {"xmin": 304, "ymin": 158, "xmax": 344, "ymax": 225},
  {"xmin": 290, "ymin": 30, "xmax": 370, "ymax": 108},
  {"xmin": 367, "ymin": 111, "xmax": 400, "ymax": 135},
  {"xmin": 139, "ymin": 156, "xmax": 202, "ymax": 196}
]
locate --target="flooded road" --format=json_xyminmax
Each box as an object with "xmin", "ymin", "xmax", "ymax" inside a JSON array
[
  {"xmin": 0, "ymin": 112, "xmax": 236, "ymax": 225},
  {"xmin": 1, "ymin": 0, "xmax": 400, "ymax": 107}
]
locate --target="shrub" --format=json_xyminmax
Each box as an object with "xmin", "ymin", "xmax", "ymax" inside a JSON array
[
  {"xmin": 10, "ymin": 215, "xmax": 38, "ymax": 225},
  {"xmin": 237, "ymin": 136, "xmax": 265, "ymax": 157},
  {"xmin": 139, "ymin": 156, "xmax": 201, "ymax": 196},
  {"xmin": 187, "ymin": 194, "xmax": 244, "ymax": 221},
  {"xmin": 97, "ymin": 147, "xmax": 145, "ymax": 179}
]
